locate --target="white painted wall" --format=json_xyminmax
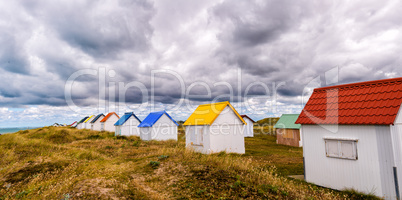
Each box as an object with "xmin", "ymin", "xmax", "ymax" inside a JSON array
[
  {"xmin": 91, "ymin": 116, "xmax": 104, "ymax": 131},
  {"xmin": 243, "ymin": 117, "xmax": 254, "ymax": 137},
  {"xmin": 102, "ymin": 114, "xmax": 119, "ymax": 132},
  {"xmin": 186, "ymin": 106, "xmax": 245, "ymax": 154},
  {"xmin": 115, "ymin": 116, "xmax": 141, "ymax": 136},
  {"xmin": 76, "ymin": 123, "xmax": 83, "ymax": 129},
  {"xmin": 390, "ymin": 106, "xmax": 402, "ymax": 199},
  {"xmin": 185, "ymin": 125, "xmax": 209, "ymax": 153},
  {"xmin": 302, "ymin": 124, "xmax": 396, "ymax": 199},
  {"xmin": 139, "ymin": 113, "xmax": 178, "ymax": 141},
  {"xmin": 140, "ymin": 127, "xmax": 151, "ymax": 140},
  {"xmin": 85, "ymin": 121, "xmax": 92, "ymax": 129}
]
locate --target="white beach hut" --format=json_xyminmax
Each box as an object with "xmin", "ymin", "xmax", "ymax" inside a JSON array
[
  {"xmin": 76, "ymin": 117, "xmax": 88, "ymax": 129},
  {"xmin": 184, "ymin": 101, "xmax": 246, "ymax": 154},
  {"xmin": 114, "ymin": 112, "xmax": 142, "ymax": 136},
  {"xmin": 296, "ymin": 77, "xmax": 402, "ymax": 199},
  {"xmin": 241, "ymin": 115, "xmax": 255, "ymax": 137},
  {"xmin": 138, "ymin": 111, "xmax": 178, "ymax": 141},
  {"xmin": 90, "ymin": 114, "xmax": 105, "ymax": 131},
  {"xmin": 100, "ymin": 112, "xmax": 119, "ymax": 132},
  {"xmin": 83, "ymin": 115, "xmax": 94, "ymax": 129}
]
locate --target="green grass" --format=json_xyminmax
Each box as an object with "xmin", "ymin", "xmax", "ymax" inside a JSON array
[
  {"xmin": 245, "ymin": 134, "xmax": 303, "ymax": 176},
  {"xmin": 0, "ymin": 126, "xmax": 381, "ymax": 199}
]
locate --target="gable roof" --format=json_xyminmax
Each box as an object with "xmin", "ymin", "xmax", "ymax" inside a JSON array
[
  {"xmin": 138, "ymin": 111, "xmax": 179, "ymax": 127},
  {"xmin": 84, "ymin": 115, "xmax": 94, "ymax": 123},
  {"xmin": 241, "ymin": 115, "xmax": 256, "ymax": 123},
  {"xmin": 114, "ymin": 112, "xmax": 141, "ymax": 126},
  {"xmin": 183, "ymin": 101, "xmax": 246, "ymax": 126},
  {"xmin": 296, "ymin": 77, "xmax": 402, "ymax": 125},
  {"xmin": 100, "ymin": 112, "xmax": 120, "ymax": 122},
  {"xmin": 274, "ymin": 114, "xmax": 301, "ymax": 129},
  {"xmin": 77, "ymin": 116, "xmax": 89, "ymax": 124},
  {"xmin": 91, "ymin": 114, "xmax": 105, "ymax": 123},
  {"xmin": 70, "ymin": 121, "xmax": 77, "ymax": 126}
]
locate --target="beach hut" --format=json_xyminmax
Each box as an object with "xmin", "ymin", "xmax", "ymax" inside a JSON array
[
  {"xmin": 114, "ymin": 112, "xmax": 142, "ymax": 136},
  {"xmin": 183, "ymin": 101, "xmax": 246, "ymax": 154},
  {"xmin": 83, "ymin": 115, "xmax": 94, "ymax": 129},
  {"xmin": 69, "ymin": 121, "xmax": 77, "ymax": 127},
  {"xmin": 90, "ymin": 114, "xmax": 105, "ymax": 131},
  {"xmin": 100, "ymin": 112, "xmax": 120, "ymax": 132},
  {"xmin": 295, "ymin": 77, "xmax": 402, "ymax": 199},
  {"xmin": 138, "ymin": 111, "xmax": 178, "ymax": 141},
  {"xmin": 76, "ymin": 117, "xmax": 88, "ymax": 129},
  {"xmin": 274, "ymin": 114, "xmax": 302, "ymax": 147},
  {"xmin": 52, "ymin": 123, "xmax": 61, "ymax": 127},
  {"xmin": 241, "ymin": 115, "xmax": 255, "ymax": 137},
  {"xmin": 70, "ymin": 121, "xmax": 78, "ymax": 128}
]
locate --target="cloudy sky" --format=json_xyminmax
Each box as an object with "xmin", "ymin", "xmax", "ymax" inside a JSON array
[{"xmin": 1, "ymin": 0, "xmax": 401, "ymax": 127}]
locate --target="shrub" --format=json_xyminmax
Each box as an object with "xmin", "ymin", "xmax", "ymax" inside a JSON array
[
  {"xmin": 158, "ymin": 155, "xmax": 169, "ymax": 160},
  {"xmin": 132, "ymin": 140, "xmax": 141, "ymax": 147},
  {"xmin": 149, "ymin": 161, "xmax": 160, "ymax": 169}
]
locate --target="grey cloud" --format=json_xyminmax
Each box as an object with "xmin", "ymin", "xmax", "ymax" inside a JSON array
[
  {"xmin": 22, "ymin": 0, "xmax": 155, "ymax": 59},
  {"xmin": 1, "ymin": 0, "xmax": 402, "ymax": 126},
  {"xmin": 0, "ymin": 31, "xmax": 30, "ymax": 75}
]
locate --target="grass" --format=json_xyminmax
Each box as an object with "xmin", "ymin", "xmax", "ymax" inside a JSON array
[
  {"xmin": 244, "ymin": 134, "xmax": 303, "ymax": 176},
  {"xmin": 0, "ymin": 126, "xmax": 381, "ymax": 199}
]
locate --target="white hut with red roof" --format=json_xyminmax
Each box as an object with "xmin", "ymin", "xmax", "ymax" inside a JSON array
[{"xmin": 296, "ymin": 77, "xmax": 402, "ymax": 199}]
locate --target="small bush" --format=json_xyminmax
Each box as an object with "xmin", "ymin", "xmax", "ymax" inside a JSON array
[
  {"xmin": 46, "ymin": 129, "xmax": 74, "ymax": 144},
  {"xmin": 149, "ymin": 161, "xmax": 160, "ymax": 169},
  {"xmin": 158, "ymin": 155, "xmax": 169, "ymax": 160},
  {"xmin": 115, "ymin": 136, "xmax": 127, "ymax": 140},
  {"xmin": 87, "ymin": 134, "xmax": 103, "ymax": 140},
  {"xmin": 132, "ymin": 140, "xmax": 141, "ymax": 147}
]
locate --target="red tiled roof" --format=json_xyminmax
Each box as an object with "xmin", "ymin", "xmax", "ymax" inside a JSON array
[
  {"xmin": 241, "ymin": 115, "xmax": 256, "ymax": 123},
  {"xmin": 100, "ymin": 112, "xmax": 120, "ymax": 122},
  {"xmin": 295, "ymin": 77, "xmax": 402, "ymax": 125}
]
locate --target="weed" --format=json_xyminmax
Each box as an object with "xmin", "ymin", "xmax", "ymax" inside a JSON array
[
  {"xmin": 63, "ymin": 193, "xmax": 71, "ymax": 200},
  {"xmin": 87, "ymin": 134, "xmax": 102, "ymax": 139},
  {"xmin": 15, "ymin": 190, "xmax": 30, "ymax": 198},
  {"xmin": 342, "ymin": 189, "xmax": 379, "ymax": 200},
  {"xmin": 115, "ymin": 136, "xmax": 128, "ymax": 140},
  {"xmin": 132, "ymin": 140, "xmax": 141, "ymax": 147},
  {"xmin": 149, "ymin": 161, "xmax": 160, "ymax": 169},
  {"xmin": 158, "ymin": 155, "xmax": 169, "ymax": 160}
]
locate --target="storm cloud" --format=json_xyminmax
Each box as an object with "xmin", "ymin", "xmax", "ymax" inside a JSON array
[{"xmin": 1, "ymin": 0, "xmax": 402, "ymax": 126}]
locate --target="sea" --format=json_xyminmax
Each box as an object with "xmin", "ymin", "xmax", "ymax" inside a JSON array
[{"xmin": 0, "ymin": 127, "xmax": 41, "ymax": 135}]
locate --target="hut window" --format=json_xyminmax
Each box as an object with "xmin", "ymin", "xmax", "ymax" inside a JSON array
[
  {"xmin": 191, "ymin": 127, "xmax": 204, "ymax": 146},
  {"xmin": 325, "ymin": 139, "xmax": 357, "ymax": 160}
]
